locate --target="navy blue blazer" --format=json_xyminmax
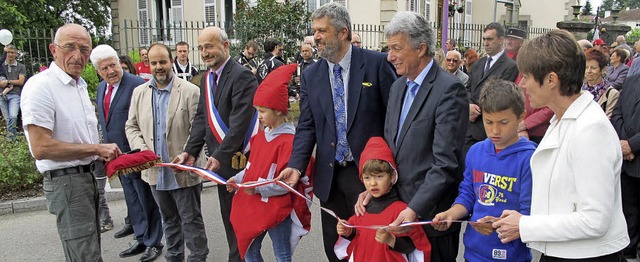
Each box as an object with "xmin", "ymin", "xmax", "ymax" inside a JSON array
[
  {"xmin": 96, "ymin": 72, "xmax": 146, "ymax": 151},
  {"xmin": 612, "ymin": 74, "xmax": 640, "ymax": 178},
  {"xmin": 289, "ymin": 47, "xmax": 397, "ymax": 202}
]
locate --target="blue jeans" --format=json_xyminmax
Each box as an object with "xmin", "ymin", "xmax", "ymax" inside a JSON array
[
  {"xmin": 0, "ymin": 94, "xmax": 20, "ymax": 139},
  {"xmin": 245, "ymin": 216, "xmax": 293, "ymax": 262}
]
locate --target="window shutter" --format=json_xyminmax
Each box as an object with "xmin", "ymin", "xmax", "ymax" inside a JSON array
[
  {"xmin": 171, "ymin": 0, "xmax": 183, "ymax": 42},
  {"xmin": 205, "ymin": 0, "xmax": 216, "ymax": 25},
  {"xmin": 138, "ymin": 0, "xmax": 150, "ymax": 45}
]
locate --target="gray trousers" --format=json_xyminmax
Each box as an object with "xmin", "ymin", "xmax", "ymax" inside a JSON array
[
  {"xmin": 92, "ymin": 160, "xmax": 111, "ymax": 224},
  {"xmin": 43, "ymin": 172, "xmax": 102, "ymax": 262},
  {"xmin": 150, "ymin": 183, "xmax": 209, "ymax": 262}
]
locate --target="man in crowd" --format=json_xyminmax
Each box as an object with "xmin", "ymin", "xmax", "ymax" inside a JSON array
[
  {"xmin": 444, "ymin": 50, "xmax": 468, "ymax": 85},
  {"xmin": 295, "ymin": 36, "xmax": 317, "ymax": 64},
  {"xmin": 617, "ymin": 35, "xmax": 633, "ymax": 55},
  {"xmin": 0, "ymin": 44, "xmax": 26, "ymax": 139},
  {"xmin": 126, "ymin": 43, "xmax": 207, "ymax": 262},
  {"xmin": 445, "ymin": 38, "xmax": 457, "ymax": 52},
  {"xmin": 465, "ymin": 22, "xmax": 518, "ymax": 153},
  {"xmin": 135, "ymin": 47, "xmax": 152, "ymax": 81},
  {"xmin": 90, "ymin": 44, "xmax": 164, "ymax": 261},
  {"xmin": 291, "ymin": 43, "xmax": 317, "ymax": 98},
  {"xmin": 234, "ymin": 40, "xmax": 259, "ymax": 75},
  {"xmin": 256, "ymin": 38, "xmax": 284, "ymax": 83},
  {"xmin": 21, "ymin": 23, "xmax": 120, "ymax": 261},
  {"xmin": 278, "ymin": 2, "xmax": 397, "ymax": 261},
  {"xmin": 174, "ymin": 26, "xmax": 258, "ymax": 262},
  {"xmin": 505, "ymin": 27, "xmax": 526, "ymax": 60},
  {"xmin": 173, "ymin": 41, "xmax": 199, "ymax": 81},
  {"xmin": 578, "ymin": 39, "xmax": 593, "ymax": 52},
  {"xmin": 351, "ymin": 32, "xmax": 362, "ymax": 48},
  {"xmin": 383, "ymin": 11, "xmax": 469, "ymax": 261}
]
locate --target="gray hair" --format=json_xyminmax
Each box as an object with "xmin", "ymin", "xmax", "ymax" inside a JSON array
[
  {"xmin": 4, "ymin": 44, "xmax": 16, "ymax": 51},
  {"xmin": 90, "ymin": 44, "xmax": 119, "ymax": 68},
  {"xmin": 312, "ymin": 2, "xmax": 352, "ymax": 41},
  {"xmin": 385, "ymin": 11, "xmax": 435, "ymax": 57},
  {"xmin": 448, "ymin": 50, "xmax": 462, "ymax": 60}
]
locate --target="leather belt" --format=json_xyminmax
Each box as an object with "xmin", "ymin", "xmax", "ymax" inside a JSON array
[
  {"xmin": 336, "ymin": 161, "xmax": 355, "ymax": 167},
  {"xmin": 43, "ymin": 163, "xmax": 94, "ymax": 179}
]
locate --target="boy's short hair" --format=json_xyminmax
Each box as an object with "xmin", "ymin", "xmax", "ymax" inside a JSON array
[
  {"xmin": 362, "ymin": 159, "xmax": 394, "ymax": 176},
  {"xmin": 479, "ymin": 78, "xmax": 525, "ymax": 116}
]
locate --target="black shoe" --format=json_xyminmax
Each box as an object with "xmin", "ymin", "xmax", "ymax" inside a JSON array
[
  {"xmin": 139, "ymin": 246, "xmax": 162, "ymax": 262},
  {"xmin": 119, "ymin": 242, "xmax": 146, "ymax": 258},
  {"xmin": 100, "ymin": 221, "xmax": 114, "ymax": 233},
  {"xmin": 114, "ymin": 224, "xmax": 134, "ymax": 238}
]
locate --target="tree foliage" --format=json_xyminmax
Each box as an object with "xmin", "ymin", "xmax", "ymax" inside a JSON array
[
  {"xmin": 234, "ymin": 0, "xmax": 310, "ymax": 62},
  {"xmin": 0, "ymin": 0, "xmax": 111, "ymax": 37},
  {"xmin": 582, "ymin": 0, "xmax": 594, "ymax": 15}
]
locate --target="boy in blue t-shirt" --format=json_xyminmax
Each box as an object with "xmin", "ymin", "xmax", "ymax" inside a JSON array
[{"xmin": 432, "ymin": 79, "xmax": 536, "ymax": 261}]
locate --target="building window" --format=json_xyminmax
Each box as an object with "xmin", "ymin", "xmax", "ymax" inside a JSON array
[
  {"xmin": 424, "ymin": 0, "xmax": 431, "ymax": 20},
  {"xmin": 307, "ymin": 0, "xmax": 343, "ymax": 12},
  {"xmin": 138, "ymin": 0, "xmax": 150, "ymax": 45},
  {"xmin": 204, "ymin": 0, "xmax": 216, "ymax": 25}
]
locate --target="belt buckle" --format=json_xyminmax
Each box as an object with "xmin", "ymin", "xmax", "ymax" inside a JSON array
[{"xmin": 338, "ymin": 161, "xmax": 348, "ymax": 167}]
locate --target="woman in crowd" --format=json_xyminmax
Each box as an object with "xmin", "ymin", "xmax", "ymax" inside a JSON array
[
  {"xmin": 583, "ymin": 48, "xmax": 619, "ymax": 118},
  {"xmin": 493, "ymin": 29, "xmax": 629, "ymax": 261},
  {"xmin": 463, "ymin": 48, "xmax": 478, "ymax": 74},
  {"xmin": 606, "ymin": 48, "xmax": 629, "ymax": 90},
  {"xmin": 119, "ymin": 55, "xmax": 137, "ymax": 75}
]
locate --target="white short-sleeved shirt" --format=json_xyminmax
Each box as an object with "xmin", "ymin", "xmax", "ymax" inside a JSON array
[{"xmin": 21, "ymin": 62, "xmax": 99, "ymax": 173}]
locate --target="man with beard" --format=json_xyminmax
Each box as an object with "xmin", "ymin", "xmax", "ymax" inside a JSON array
[
  {"xmin": 126, "ymin": 43, "xmax": 206, "ymax": 262},
  {"xmin": 277, "ymin": 2, "xmax": 397, "ymax": 261},
  {"xmin": 173, "ymin": 26, "xmax": 258, "ymax": 262}
]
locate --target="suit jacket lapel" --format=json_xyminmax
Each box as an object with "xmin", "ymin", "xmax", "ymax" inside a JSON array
[
  {"xmin": 216, "ymin": 62, "xmax": 234, "ymax": 105},
  {"xmin": 96, "ymin": 82, "xmax": 106, "ymax": 127},
  {"xmin": 166, "ymin": 79, "xmax": 181, "ymax": 133},
  {"xmin": 315, "ymin": 60, "xmax": 336, "ymax": 132},
  {"xmin": 107, "ymin": 76, "xmax": 127, "ymax": 126},
  {"xmin": 481, "ymin": 53, "xmax": 505, "ymax": 82},
  {"xmin": 346, "ymin": 48, "xmax": 363, "ymax": 132},
  {"xmin": 396, "ymin": 65, "xmax": 437, "ymax": 147},
  {"xmin": 388, "ymin": 77, "xmax": 406, "ymax": 153}
]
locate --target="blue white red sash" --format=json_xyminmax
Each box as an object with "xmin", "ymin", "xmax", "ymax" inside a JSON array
[{"xmin": 204, "ymin": 69, "xmax": 259, "ymax": 154}]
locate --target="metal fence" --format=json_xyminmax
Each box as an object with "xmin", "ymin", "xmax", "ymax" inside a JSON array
[{"xmin": 10, "ymin": 21, "xmax": 554, "ymax": 75}]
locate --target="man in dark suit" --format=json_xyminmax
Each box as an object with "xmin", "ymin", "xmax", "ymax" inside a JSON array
[
  {"xmin": 174, "ymin": 26, "xmax": 258, "ymax": 262},
  {"xmin": 466, "ymin": 22, "xmax": 518, "ymax": 152},
  {"xmin": 91, "ymin": 45, "xmax": 163, "ymax": 260},
  {"xmin": 612, "ymin": 74, "xmax": 640, "ymax": 259},
  {"xmin": 383, "ymin": 11, "xmax": 468, "ymax": 261},
  {"xmin": 277, "ymin": 3, "xmax": 397, "ymax": 261}
]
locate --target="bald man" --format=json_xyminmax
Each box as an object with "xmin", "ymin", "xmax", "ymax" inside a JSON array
[{"xmin": 174, "ymin": 26, "xmax": 258, "ymax": 262}]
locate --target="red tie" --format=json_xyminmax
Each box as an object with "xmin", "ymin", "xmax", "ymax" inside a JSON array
[{"xmin": 103, "ymin": 85, "xmax": 114, "ymax": 120}]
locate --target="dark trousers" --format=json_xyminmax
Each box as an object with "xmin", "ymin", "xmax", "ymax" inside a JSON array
[
  {"xmin": 43, "ymin": 171, "xmax": 102, "ymax": 262},
  {"xmin": 151, "ymin": 183, "xmax": 208, "ymax": 262},
  {"xmin": 121, "ymin": 172, "xmax": 163, "ymax": 247},
  {"xmin": 320, "ymin": 162, "xmax": 365, "ymax": 262},
  {"xmin": 540, "ymin": 251, "xmax": 625, "ymax": 261},
  {"xmin": 428, "ymin": 232, "xmax": 460, "ymax": 262},
  {"xmin": 622, "ymin": 172, "xmax": 640, "ymax": 257},
  {"xmin": 217, "ymin": 184, "xmax": 243, "ymax": 262}
]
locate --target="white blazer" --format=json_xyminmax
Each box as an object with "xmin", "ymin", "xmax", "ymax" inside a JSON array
[{"xmin": 519, "ymin": 92, "xmax": 629, "ymax": 258}]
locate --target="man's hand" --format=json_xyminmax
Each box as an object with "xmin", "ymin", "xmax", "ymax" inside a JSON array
[
  {"xmin": 432, "ymin": 211, "xmax": 456, "ymax": 231},
  {"xmin": 625, "ymin": 152, "xmax": 635, "ymax": 161},
  {"xmin": 518, "ymin": 130, "xmax": 529, "ymax": 140},
  {"xmin": 492, "ymin": 210, "xmax": 523, "ymax": 243},
  {"xmin": 97, "ymin": 143, "xmax": 121, "ymax": 162},
  {"xmin": 375, "ymin": 229, "xmax": 396, "ymax": 247},
  {"xmin": 517, "ymin": 121, "xmax": 527, "ymax": 132},
  {"xmin": 621, "ymin": 140, "xmax": 633, "ymax": 156},
  {"xmin": 471, "ymin": 215, "xmax": 500, "ymax": 235},
  {"xmin": 204, "ymin": 156, "xmax": 221, "ymax": 171},
  {"xmin": 469, "ymin": 103, "xmax": 481, "ymax": 122},
  {"xmin": 242, "ymin": 183, "xmax": 257, "ymax": 195},
  {"xmin": 172, "ymin": 152, "xmax": 196, "ymax": 166},
  {"xmin": 336, "ymin": 219, "xmax": 352, "ymax": 237},
  {"xmin": 387, "ymin": 207, "xmax": 417, "ymax": 234},
  {"xmin": 226, "ymin": 177, "xmax": 238, "ymax": 192},
  {"xmin": 354, "ymin": 191, "xmax": 372, "ymax": 216},
  {"xmin": 276, "ymin": 167, "xmax": 300, "ymax": 187}
]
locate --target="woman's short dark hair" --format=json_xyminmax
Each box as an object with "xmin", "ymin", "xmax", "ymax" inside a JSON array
[
  {"xmin": 119, "ymin": 55, "xmax": 136, "ymax": 75},
  {"xmin": 517, "ymin": 30, "xmax": 585, "ymax": 97},
  {"xmin": 584, "ymin": 48, "xmax": 609, "ymax": 70}
]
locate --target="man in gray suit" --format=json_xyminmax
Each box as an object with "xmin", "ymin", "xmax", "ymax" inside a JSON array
[
  {"xmin": 612, "ymin": 74, "xmax": 640, "ymax": 259},
  {"xmin": 465, "ymin": 22, "xmax": 518, "ymax": 152},
  {"xmin": 383, "ymin": 11, "xmax": 469, "ymax": 261}
]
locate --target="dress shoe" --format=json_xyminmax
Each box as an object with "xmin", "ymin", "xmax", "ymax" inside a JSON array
[
  {"xmin": 100, "ymin": 221, "xmax": 114, "ymax": 233},
  {"xmin": 114, "ymin": 224, "xmax": 134, "ymax": 238},
  {"xmin": 139, "ymin": 246, "xmax": 162, "ymax": 262},
  {"xmin": 119, "ymin": 242, "xmax": 146, "ymax": 258}
]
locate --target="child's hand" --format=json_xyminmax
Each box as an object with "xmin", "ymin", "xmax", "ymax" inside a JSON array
[
  {"xmin": 471, "ymin": 215, "xmax": 499, "ymax": 236},
  {"xmin": 336, "ymin": 219, "xmax": 352, "ymax": 237},
  {"xmin": 375, "ymin": 228, "xmax": 395, "ymax": 247},
  {"xmin": 242, "ymin": 183, "xmax": 257, "ymax": 195},
  {"xmin": 432, "ymin": 211, "xmax": 456, "ymax": 231},
  {"xmin": 225, "ymin": 177, "xmax": 237, "ymax": 192}
]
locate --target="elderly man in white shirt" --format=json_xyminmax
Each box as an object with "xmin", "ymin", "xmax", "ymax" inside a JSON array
[{"xmin": 20, "ymin": 23, "xmax": 120, "ymax": 262}]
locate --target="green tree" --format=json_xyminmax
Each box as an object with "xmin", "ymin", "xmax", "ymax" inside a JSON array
[
  {"xmin": 582, "ymin": 0, "xmax": 594, "ymax": 15},
  {"xmin": 234, "ymin": 0, "xmax": 310, "ymax": 62}
]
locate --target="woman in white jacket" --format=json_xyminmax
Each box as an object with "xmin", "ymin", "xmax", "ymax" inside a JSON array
[{"xmin": 491, "ymin": 30, "xmax": 630, "ymax": 261}]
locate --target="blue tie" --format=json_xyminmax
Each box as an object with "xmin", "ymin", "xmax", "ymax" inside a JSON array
[
  {"xmin": 397, "ymin": 81, "xmax": 419, "ymax": 143},
  {"xmin": 209, "ymin": 71, "xmax": 218, "ymax": 97},
  {"xmin": 333, "ymin": 65, "xmax": 350, "ymax": 163}
]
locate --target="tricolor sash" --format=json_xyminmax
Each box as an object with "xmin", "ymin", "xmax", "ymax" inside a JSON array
[{"xmin": 204, "ymin": 69, "xmax": 259, "ymax": 154}]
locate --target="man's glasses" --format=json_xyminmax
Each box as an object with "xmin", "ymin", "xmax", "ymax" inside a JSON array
[
  {"xmin": 446, "ymin": 58, "xmax": 459, "ymax": 63},
  {"xmin": 55, "ymin": 44, "xmax": 91, "ymax": 55}
]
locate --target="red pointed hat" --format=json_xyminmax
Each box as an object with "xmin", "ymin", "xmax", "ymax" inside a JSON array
[
  {"xmin": 253, "ymin": 63, "xmax": 297, "ymax": 115},
  {"xmin": 359, "ymin": 137, "xmax": 397, "ymax": 184}
]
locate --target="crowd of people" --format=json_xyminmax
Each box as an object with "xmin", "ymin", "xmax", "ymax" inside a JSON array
[{"xmin": 7, "ymin": 1, "xmax": 640, "ymax": 262}]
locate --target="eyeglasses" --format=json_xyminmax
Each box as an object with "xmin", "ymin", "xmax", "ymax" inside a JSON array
[
  {"xmin": 446, "ymin": 58, "xmax": 459, "ymax": 63},
  {"xmin": 55, "ymin": 44, "xmax": 91, "ymax": 55}
]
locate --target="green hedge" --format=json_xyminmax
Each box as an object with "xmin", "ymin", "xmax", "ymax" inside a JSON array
[{"xmin": 0, "ymin": 131, "xmax": 41, "ymax": 193}]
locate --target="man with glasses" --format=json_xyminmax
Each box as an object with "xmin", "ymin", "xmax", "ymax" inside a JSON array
[
  {"xmin": 20, "ymin": 23, "xmax": 121, "ymax": 261},
  {"xmin": 444, "ymin": 50, "xmax": 468, "ymax": 85},
  {"xmin": 234, "ymin": 40, "xmax": 259, "ymax": 75}
]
